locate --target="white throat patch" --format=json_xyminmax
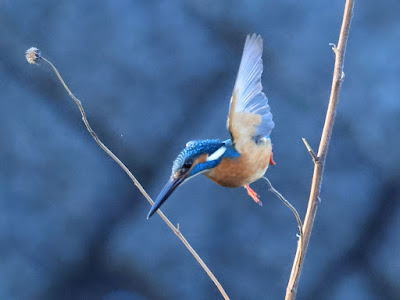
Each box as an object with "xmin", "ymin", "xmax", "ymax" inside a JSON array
[{"xmin": 207, "ymin": 146, "xmax": 227, "ymax": 161}]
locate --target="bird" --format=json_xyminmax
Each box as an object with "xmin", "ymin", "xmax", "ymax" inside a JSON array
[{"xmin": 147, "ymin": 34, "xmax": 275, "ymax": 219}]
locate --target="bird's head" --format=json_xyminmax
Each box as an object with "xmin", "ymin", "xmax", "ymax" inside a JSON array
[{"xmin": 147, "ymin": 139, "xmax": 235, "ymax": 219}]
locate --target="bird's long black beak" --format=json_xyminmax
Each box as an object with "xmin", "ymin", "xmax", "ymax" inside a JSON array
[{"xmin": 147, "ymin": 174, "xmax": 186, "ymax": 219}]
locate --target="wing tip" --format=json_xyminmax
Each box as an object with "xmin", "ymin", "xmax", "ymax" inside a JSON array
[{"xmin": 246, "ymin": 33, "xmax": 263, "ymax": 49}]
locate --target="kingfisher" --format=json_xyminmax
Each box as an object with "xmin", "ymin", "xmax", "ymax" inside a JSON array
[{"xmin": 147, "ymin": 34, "xmax": 275, "ymax": 219}]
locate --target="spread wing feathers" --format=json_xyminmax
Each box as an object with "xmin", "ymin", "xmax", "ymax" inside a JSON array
[{"xmin": 227, "ymin": 34, "xmax": 274, "ymax": 143}]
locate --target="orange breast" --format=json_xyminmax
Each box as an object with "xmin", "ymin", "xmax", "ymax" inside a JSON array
[{"xmin": 206, "ymin": 138, "xmax": 272, "ymax": 187}]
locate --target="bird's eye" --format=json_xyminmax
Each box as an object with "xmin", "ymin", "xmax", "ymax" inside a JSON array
[{"xmin": 181, "ymin": 160, "xmax": 193, "ymax": 172}]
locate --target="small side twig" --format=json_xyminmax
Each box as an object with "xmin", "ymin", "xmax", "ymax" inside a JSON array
[
  {"xmin": 329, "ymin": 43, "xmax": 339, "ymax": 56},
  {"xmin": 302, "ymin": 138, "xmax": 318, "ymax": 163},
  {"xmin": 26, "ymin": 49, "xmax": 229, "ymax": 300},
  {"xmin": 263, "ymin": 177, "xmax": 303, "ymax": 240}
]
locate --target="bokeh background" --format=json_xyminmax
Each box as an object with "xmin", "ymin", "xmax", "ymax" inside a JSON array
[{"xmin": 1, "ymin": 0, "xmax": 399, "ymax": 299}]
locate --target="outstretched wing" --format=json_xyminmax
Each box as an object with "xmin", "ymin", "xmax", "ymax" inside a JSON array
[{"xmin": 227, "ymin": 34, "xmax": 274, "ymax": 143}]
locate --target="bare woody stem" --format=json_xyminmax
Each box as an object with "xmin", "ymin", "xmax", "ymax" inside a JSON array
[
  {"xmin": 38, "ymin": 57, "xmax": 229, "ymax": 300},
  {"xmin": 263, "ymin": 177, "xmax": 303, "ymax": 239},
  {"xmin": 285, "ymin": 1, "xmax": 354, "ymax": 299}
]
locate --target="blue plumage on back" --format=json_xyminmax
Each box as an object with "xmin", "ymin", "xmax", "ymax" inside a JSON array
[{"xmin": 221, "ymin": 139, "xmax": 241, "ymax": 159}]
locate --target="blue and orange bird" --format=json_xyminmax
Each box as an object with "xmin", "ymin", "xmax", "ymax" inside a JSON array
[{"xmin": 147, "ymin": 34, "xmax": 275, "ymax": 219}]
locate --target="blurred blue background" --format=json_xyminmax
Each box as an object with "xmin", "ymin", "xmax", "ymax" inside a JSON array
[{"xmin": 1, "ymin": 0, "xmax": 399, "ymax": 299}]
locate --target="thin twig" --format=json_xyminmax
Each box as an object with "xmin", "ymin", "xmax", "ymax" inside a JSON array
[
  {"xmin": 285, "ymin": 1, "xmax": 354, "ymax": 299},
  {"xmin": 31, "ymin": 55, "xmax": 229, "ymax": 300},
  {"xmin": 302, "ymin": 138, "xmax": 318, "ymax": 163},
  {"xmin": 263, "ymin": 177, "xmax": 303, "ymax": 239}
]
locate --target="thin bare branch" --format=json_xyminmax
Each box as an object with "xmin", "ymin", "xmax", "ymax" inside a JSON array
[
  {"xmin": 263, "ymin": 177, "xmax": 303, "ymax": 239},
  {"xmin": 285, "ymin": 1, "xmax": 354, "ymax": 299},
  {"xmin": 31, "ymin": 55, "xmax": 229, "ymax": 300}
]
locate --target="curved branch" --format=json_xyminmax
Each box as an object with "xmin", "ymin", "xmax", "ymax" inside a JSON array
[
  {"xmin": 263, "ymin": 177, "xmax": 303, "ymax": 239},
  {"xmin": 28, "ymin": 54, "xmax": 229, "ymax": 300}
]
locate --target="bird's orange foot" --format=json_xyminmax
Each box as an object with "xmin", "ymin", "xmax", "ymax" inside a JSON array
[{"xmin": 244, "ymin": 185, "xmax": 263, "ymax": 206}]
